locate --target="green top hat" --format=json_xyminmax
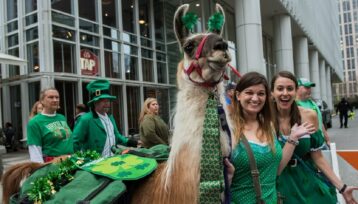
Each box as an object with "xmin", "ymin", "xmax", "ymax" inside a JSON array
[
  {"xmin": 86, "ymin": 79, "xmax": 116, "ymax": 106},
  {"xmin": 297, "ymin": 78, "xmax": 315, "ymax": 87}
]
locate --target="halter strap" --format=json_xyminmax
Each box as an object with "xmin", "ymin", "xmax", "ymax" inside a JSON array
[
  {"xmin": 195, "ymin": 35, "xmax": 209, "ymax": 59},
  {"xmin": 184, "ymin": 35, "xmax": 225, "ymax": 88}
]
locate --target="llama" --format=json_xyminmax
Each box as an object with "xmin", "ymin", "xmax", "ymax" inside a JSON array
[
  {"xmin": 130, "ymin": 3, "xmax": 232, "ymax": 203},
  {"xmin": 2, "ymin": 4, "xmax": 233, "ymax": 204}
]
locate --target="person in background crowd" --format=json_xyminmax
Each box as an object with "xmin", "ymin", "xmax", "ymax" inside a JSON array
[
  {"xmin": 139, "ymin": 98, "xmax": 169, "ymax": 148},
  {"xmin": 27, "ymin": 88, "xmax": 73, "ymax": 163},
  {"xmin": 336, "ymin": 97, "xmax": 353, "ymax": 128},
  {"xmin": 29, "ymin": 101, "xmax": 43, "ymax": 120},
  {"xmin": 271, "ymin": 71, "xmax": 358, "ymax": 204},
  {"xmin": 72, "ymin": 79, "xmax": 138, "ymax": 157},
  {"xmin": 4, "ymin": 122, "xmax": 16, "ymax": 151},
  {"xmin": 296, "ymin": 78, "xmax": 331, "ymax": 147},
  {"xmin": 70, "ymin": 103, "xmax": 88, "ymax": 130},
  {"xmin": 225, "ymin": 81, "xmax": 237, "ymax": 105},
  {"xmin": 21, "ymin": 101, "xmax": 44, "ymax": 144},
  {"xmin": 228, "ymin": 72, "xmax": 313, "ymax": 203}
]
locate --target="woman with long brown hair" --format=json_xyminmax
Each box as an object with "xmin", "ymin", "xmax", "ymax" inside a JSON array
[{"xmin": 271, "ymin": 71, "xmax": 358, "ymax": 204}]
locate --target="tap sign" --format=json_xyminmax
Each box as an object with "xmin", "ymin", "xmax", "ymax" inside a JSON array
[{"xmin": 80, "ymin": 49, "xmax": 98, "ymax": 75}]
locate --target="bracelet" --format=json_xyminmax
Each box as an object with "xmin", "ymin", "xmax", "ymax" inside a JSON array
[
  {"xmin": 339, "ymin": 184, "xmax": 347, "ymax": 194},
  {"xmin": 287, "ymin": 137, "xmax": 299, "ymax": 146}
]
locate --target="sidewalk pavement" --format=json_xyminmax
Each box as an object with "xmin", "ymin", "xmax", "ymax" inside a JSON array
[
  {"xmin": 1, "ymin": 148, "xmax": 30, "ymax": 171},
  {"xmin": 328, "ymin": 110, "xmax": 358, "ymax": 150}
]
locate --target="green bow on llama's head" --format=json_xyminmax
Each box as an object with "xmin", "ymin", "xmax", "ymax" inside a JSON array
[{"xmin": 174, "ymin": 3, "xmax": 226, "ymax": 49}]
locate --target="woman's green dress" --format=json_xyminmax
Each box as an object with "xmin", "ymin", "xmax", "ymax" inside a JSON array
[
  {"xmin": 277, "ymin": 130, "xmax": 337, "ymax": 204},
  {"xmin": 230, "ymin": 138, "xmax": 282, "ymax": 204}
]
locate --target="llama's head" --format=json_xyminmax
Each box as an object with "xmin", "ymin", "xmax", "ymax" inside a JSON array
[{"xmin": 174, "ymin": 4, "xmax": 231, "ymax": 88}]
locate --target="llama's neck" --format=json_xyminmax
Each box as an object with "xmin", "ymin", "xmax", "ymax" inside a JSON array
[{"xmin": 165, "ymin": 81, "xmax": 224, "ymax": 183}]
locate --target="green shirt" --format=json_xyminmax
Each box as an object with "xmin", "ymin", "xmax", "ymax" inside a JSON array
[
  {"xmin": 296, "ymin": 99, "xmax": 323, "ymax": 132},
  {"xmin": 139, "ymin": 114, "xmax": 169, "ymax": 148},
  {"xmin": 230, "ymin": 139, "xmax": 282, "ymax": 204},
  {"xmin": 27, "ymin": 113, "xmax": 74, "ymax": 156}
]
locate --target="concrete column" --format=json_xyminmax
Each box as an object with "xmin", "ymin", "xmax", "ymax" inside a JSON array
[
  {"xmin": 20, "ymin": 82, "xmax": 29, "ymax": 140},
  {"xmin": 293, "ymin": 37, "xmax": 310, "ymax": 78},
  {"xmin": 319, "ymin": 59, "xmax": 327, "ymax": 102},
  {"xmin": 2, "ymin": 86, "xmax": 11, "ymax": 124},
  {"xmin": 38, "ymin": 0, "xmax": 53, "ymax": 72},
  {"xmin": 273, "ymin": 15, "xmax": 294, "ymax": 73},
  {"xmin": 235, "ymin": 0, "xmax": 266, "ymax": 75},
  {"xmin": 326, "ymin": 66, "xmax": 333, "ymax": 109},
  {"xmin": 309, "ymin": 50, "xmax": 321, "ymax": 99}
]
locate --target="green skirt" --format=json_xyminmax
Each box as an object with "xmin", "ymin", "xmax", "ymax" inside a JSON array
[{"xmin": 277, "ymin": 160, "xmax": 337, "ymax": 204}]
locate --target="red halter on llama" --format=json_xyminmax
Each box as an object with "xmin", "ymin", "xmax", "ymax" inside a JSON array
[{"xmin": 2, "ymin": 3, "xmax": 234, "ymax": 204}]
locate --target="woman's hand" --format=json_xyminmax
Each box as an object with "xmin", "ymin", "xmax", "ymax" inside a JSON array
[
  {"xmin": 224, "ymin": 158, "xmax": 235, "ymax": 187},
  {"xmin": 342, "ymin": 185, "xmax": 358, "ymax": 204},
  {"xmin": 290, "ymin": 122, "xmax": 315, "ymax": 141},
  {"xmin": 137, "ymin": 140, "xmax": 143, "ymax": 148}
]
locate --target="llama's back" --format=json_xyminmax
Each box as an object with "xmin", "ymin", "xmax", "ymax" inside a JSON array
[{"xmin": 130, "ymin": 147, "xmax": 200, "ymax": 204}]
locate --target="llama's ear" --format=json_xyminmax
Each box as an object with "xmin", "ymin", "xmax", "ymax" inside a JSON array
[
  {"xmin": 174, "ymin": 4, "xmax": 190, "ymax": 48},
  {"xmin": 208, "ymin": 3, "xmax": 226, "ymax": 36}
]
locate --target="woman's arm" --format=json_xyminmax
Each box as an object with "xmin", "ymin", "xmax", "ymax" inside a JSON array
[
  {"xmin": 278, "ymin": 108, "xmax": 317, "ymax": 175},
  {"xmin": 311, "ymin": 150, "xmax": 358, "ymax": 204},
  {"xmin": 277, "ymin": 122, "xmax": 315, "ymax": 174}
]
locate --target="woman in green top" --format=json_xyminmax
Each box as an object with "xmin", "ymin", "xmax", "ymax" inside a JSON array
[
  {"xmin": 139, "ymin": 98, "xmax": 169, "ymax": 148},
  {"xmin": 229, "ymin": 72, "xmax": 314, "ymax": 204},
  {"xmin": 271, "ymin": 71, "xmax": 358, "ymax": 204},
  {"xmin": 27, "ymin": 88, "xmax": 73, "ymax": 163}
]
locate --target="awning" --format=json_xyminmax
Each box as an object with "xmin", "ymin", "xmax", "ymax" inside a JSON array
[{"xmin": 0, "ymin": 52, "xmax": 26, "ymax": 66}]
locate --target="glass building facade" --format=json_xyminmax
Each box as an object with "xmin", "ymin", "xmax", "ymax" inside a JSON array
[
  {"xmin": 0, "ymin": 0, "xmax": 238, "ymax": 140},
  {"xmin": 335, "ymin": 0, "xmax": 358, "ymax": 101}
]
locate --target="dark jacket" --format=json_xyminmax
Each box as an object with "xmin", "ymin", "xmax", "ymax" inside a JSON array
[{"xmin": 336, "ymin": 98, "xmax": 352, "ymax": 114}]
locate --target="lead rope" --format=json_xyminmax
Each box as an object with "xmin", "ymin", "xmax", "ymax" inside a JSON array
[{"xmin": 199, "ymin": 94, "xmax": 225, "ymax": 204}]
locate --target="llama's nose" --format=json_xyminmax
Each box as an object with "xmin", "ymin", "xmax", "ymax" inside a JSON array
[{"xmin": 214, "ymin": 41, "xmax": 228, "ymax": 51}]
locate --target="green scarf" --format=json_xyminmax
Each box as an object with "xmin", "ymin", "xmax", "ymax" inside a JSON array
[{"xmin": 199, "ymin": 94, "xmax": 224, "ymax": 203}]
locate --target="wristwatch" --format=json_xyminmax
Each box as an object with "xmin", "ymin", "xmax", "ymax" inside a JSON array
[{"xmin": 287, "ymin": 137, "xmax": 299, "ymax": 146}]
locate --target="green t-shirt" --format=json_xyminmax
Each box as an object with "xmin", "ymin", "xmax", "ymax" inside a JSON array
[
  {"xmin": 296, "ymin": 99, "xmax": 323, "ymax": 132},
  {"xmin": 27, "ymin": 113, "xmax": 74, "ymax": 156}
]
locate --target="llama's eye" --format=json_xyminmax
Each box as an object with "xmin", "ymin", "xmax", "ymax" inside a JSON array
[
  {"xmin": 183, "ymin": 43, "xmax": 194, "ymax": 54},
  {"xmin": 213, "ymin": 41, "xmax": 228, "ymax": 51}
]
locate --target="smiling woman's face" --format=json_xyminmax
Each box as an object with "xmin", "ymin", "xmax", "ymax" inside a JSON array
[
  {"xmin": 236, "ymin": 84, "xmax": 266, "ymax": 116},
  {"xmin": 271, "ymin": 76, "xmax": 297, "ymax": 110}
]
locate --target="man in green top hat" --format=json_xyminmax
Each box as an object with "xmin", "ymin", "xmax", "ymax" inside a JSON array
[
  {"xmin": 72, "ymin": 79, "xmax": 138, "ymax": 157},
  {"xmin": 296, "ymin": 78, "xmax": 330, "ymax": 147}
]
